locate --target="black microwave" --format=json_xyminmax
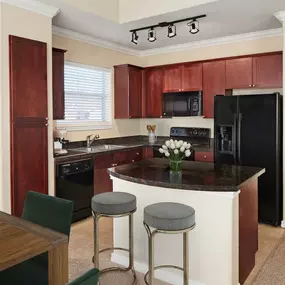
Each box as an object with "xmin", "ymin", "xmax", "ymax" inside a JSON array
[{"xmin": 162, "ymin": 91, "xmax": 203, "ymax": 117}]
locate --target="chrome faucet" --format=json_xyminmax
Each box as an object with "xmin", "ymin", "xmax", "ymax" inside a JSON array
[{"xmin": 86, "ymin": 134, "xmax": 100, "ymax": 147}]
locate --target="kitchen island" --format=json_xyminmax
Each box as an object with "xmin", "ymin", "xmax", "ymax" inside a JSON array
[{"xmin": 108, "ymin": 159, "xmax": 265, "ymax": 285}]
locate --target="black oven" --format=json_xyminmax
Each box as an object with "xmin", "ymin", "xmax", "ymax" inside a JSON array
[
  {"xmin": 56, "ymin": 159, "xmax": 94, "ymax": 223},
  {"xmin": 162, "ymin": 91, "xmax": 202, "ymax": 117}
]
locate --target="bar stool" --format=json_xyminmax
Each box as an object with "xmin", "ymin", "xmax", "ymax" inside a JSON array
[
  {"xmin": 91, "ymin": 192, "xmax": 137, "ymax": 284},
  {"xmin": 143, "ymin": 202, "xmax": 195, "ymax": 285}
]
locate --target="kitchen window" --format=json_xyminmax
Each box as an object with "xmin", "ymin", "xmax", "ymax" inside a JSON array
[{"xmin": 56, "ymin": 61, "xmax": 112, "ymax": 131}]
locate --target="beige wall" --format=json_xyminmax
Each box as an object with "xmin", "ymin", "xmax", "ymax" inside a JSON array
[
  {"xmin": 52, "ymin": 35, "xmax": 142, "ymax": 142},
  {"xmin": 0, "ymin": 3, "xmax": 53, "ymax": 213},
  {"xmin": 283, "ymin": 26, "xmax": 285, "ymax": 223},
  {"xmin": 119, "ymin": 0, "xmax": 217, "ymax": 23},
  {"xmin": 61, "ymin": 0, "xmax": 119, "ymax": 22}
]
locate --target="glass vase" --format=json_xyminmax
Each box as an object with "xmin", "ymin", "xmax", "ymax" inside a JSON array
[{"xmin": 169, "ymin": 160, "xmax": 182, "ymax": 173}]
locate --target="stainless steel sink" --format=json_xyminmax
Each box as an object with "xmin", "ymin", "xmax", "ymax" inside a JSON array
[{"xmin": 72, "ymin": 144, "xmax": 126, "ymax": 153}]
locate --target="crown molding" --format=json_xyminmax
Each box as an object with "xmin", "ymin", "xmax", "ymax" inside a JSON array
[
  {"xmin": 52, "ymin": 26, "xmax": 283, "ymax": 58},
  {"xmin": 139, "ymin": 28, "xmax": 283, "ymax": 56},
  {"xmin": 0, "ymin": 0, "xmax": 60, "ymax": 18},
  {"xmin": 275, "ymin": 11, "xmax": 285, "ymax": 23},
  {"xmin": 52, "ymin": 26, "xmax": 138, "ymax": 56}
]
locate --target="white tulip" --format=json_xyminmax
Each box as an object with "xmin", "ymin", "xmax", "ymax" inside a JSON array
[
  {"xmin": 180, "ymin": 146, "xmax": 185, "ymax": 152},
  {"xmin": 165, "ymin": 140, "xmax": 170, "ymax": 147},
  {"xmin": 174, "ymin": 149, "xmax": 179, "ymax": 154},
  {"xmin": 165, "ymin": 152, "xmax": 170, "ymax": 157},
  {"xmin": 186, "ymin": 143, "xmax": 191, "ymax": 149},
  {"xmin": 170, "ymin": 143, "xmax": 175, "ymax": 149},
  {"xmin": 183, "ymin": 142, "xmax": 188, "ymax": 147},
  {"xmin": 159, "ymin": 148, "xmax": 164, "ymax": 153},
  {"xmin": 185, "ymin": 150, "xmax": 191, "ymax": 157},
  {"xmin": 162, "ymin": 145, "xmax": 168, "ymax": 150},
  {"xmin": 179, "ymin": 140, "xmax": 183, "ymax": 145},
  {"xmin": 175, "ymin": 141, "xmax": 180, "ymax": 148},
  {"xmin": 170, "ymin": 139, "xmax": 174, "ymax": 143}
]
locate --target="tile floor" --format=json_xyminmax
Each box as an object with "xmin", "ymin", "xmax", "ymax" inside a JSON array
[{"xmin": 69, "ymin": 217, "xmax": 284, "ymax": 284}]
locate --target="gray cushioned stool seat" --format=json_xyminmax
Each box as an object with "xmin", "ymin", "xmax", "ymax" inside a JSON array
[
  {"xmin": 144, "ymin": 202, "xmax": 195, "ymax": 231},
  {"xmin": 92, "ymin": 192, "xmax": 136, "ymax": 215}
]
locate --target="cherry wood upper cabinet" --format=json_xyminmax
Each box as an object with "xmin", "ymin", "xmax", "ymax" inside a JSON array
[
  {"xmin": 253, "ymin": 54, "xmax": 282, "ymax": 88},
  {"xmin": 9, "ymin": 36, "xmax": 48, "ymax": 216},
  {"xmin": 52, "ymin": 48, "xmax": 66, "ymax": 120},
  {"xmin": 226, "ymin": 57, "xmax": 253, "ymax": 89},
  {"xmin": 182, "ymin": 63, "xmax": 203, "ymax": 91},
  {"xmin": 203, "ymin": 60, "xmax": 226, "ymax": 119},
  {"xmin": 145, "ymin": 68, "xmax": 163, "ymax": 118},
  {"xmin": 163, "ymin": 66, "xmax": 182, "ymax": 92},
  {"xmin": 9, "ymin": 36, "xmax": 48, "ymax": 120},
  {"xmin": 114, "ymin": 64, "xmax": 142, "ymax": 118}
]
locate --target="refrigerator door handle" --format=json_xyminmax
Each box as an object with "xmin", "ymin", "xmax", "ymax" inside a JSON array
[
  {"xmin": 237, "ymin": 113, "xmax": 243, "ymax": 165},
  {"xmin": 233, "ymin": 114, "xmax": 237, "ymax": 164}
]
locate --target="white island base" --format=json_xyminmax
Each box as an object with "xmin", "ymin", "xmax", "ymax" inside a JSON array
[{"xmin": 110, "ymin": 176, "xmax": 242, "ymax": 285}]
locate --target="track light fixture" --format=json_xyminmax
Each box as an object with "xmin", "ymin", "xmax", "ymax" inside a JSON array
[
  {"xmin": 148, "ymin": 28, "xmax": 156, "ymax": 42},
  {"xmin": 167, "ymin": 24, "xmax": 176, "ymax": 38},
  {"xmin": 188, "ymin": 19, "xmax": 199, "ymax": 34},
  {"xmin": 131, "ymin": 31, "xmax": 139, "ymax": 44},
  {"xmin": 129, "ymin": 14, "xmax": 206, "ymax": 44}
]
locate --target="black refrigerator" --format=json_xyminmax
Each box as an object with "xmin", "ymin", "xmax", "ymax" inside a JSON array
[{"xmin": 214, "ymin": 93, "xmax": 282, "ymax": 226}]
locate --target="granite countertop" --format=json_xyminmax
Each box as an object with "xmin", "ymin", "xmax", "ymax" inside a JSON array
[
  {"xmin": 54, "ymin": 136, "xmax": 213, "ymax": 162},
  {"xmin": 107, "ymin": 158, "xmax": 265, "ymax": 192}
]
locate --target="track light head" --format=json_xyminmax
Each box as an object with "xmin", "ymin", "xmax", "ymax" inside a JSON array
[
  {"xmin": 188, "ymin": 19, "xmax": 199, "ymax": 34},
  {"xmin": 167, "ymin": 24, "xmax": 176, "ymax": 38},
  {"xmin": 148, "ymin": 28, "xmax": 156, "ymax": 42},
  {"xmin": 131, "ymin": 31, "xmax": 139, "ymax": 44}
]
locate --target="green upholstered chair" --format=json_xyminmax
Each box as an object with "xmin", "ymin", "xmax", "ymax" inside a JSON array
[
  {"xmin": 68, "ymin": 268, "xmax": 100, "ymax": 285},
  {"xmin": 0, "ymin": 191, "xmax": 74, "ymax": 285}
]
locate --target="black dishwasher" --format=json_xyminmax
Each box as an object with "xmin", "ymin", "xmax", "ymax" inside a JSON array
[{"xmin": 56, "ymin": 159, "xmax": 94, "ymax": 223}]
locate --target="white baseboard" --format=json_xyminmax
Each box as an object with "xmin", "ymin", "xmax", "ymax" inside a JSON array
[
  {"xmin": 111, "ymin": 252, "xmax": 206, "ymax": 285},
  {"xmin": 281, "ymin": 220, "xmax": 285, "ymax": 228}
]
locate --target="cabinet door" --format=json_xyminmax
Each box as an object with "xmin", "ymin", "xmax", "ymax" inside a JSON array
[
  {"xmin": 253, "ymin": 54, "xmax": 283, "ymax": 88},
  {"xmin": 195, "ymin": 152, "xmax": 214, "ymax": 163},
  {"xmin": 94, "ymin": 154, "xmax": 113, "ymax": 194},
  {"xmin": 163, "ymin": 66, "xmax": 182, "ymax": 92},
  {"xmin": 143, "ymin": 147, "xmax": 154, "ymax": 159},
  {"xmin": 9, "ymin": 35, "xmax": 48, "ymax": 120},
  {"xmin": 128, "ymin": 149, "xmax": 143, "ymax": 163},
  {"xmin": 146, "ymin": 69, "xmax": 163, "ymax": 117},
  {"xmin": 182, "ymin": 63, "xmax": 203, "ymax": 91},
  {"xmin": 114, "ymin": 65, "xmax": 129, "ymax": 119},
  {"xmin": 226, "ymin": 57, "xmax": 253, "ymax": 89},
  {"xmin": 11, "ymin": 121, "xmax": 48, "ymax": 216},
  {"xmin": 129, "ymin": 67, "xmax": 142, "ymax": 118},
  {"xmin": 203, "ymin": 60, "xmax": 226, "ymax": 118},
  {"xmin": 52, "ymin": 48, "xmax": 66, "ymax": 120}
]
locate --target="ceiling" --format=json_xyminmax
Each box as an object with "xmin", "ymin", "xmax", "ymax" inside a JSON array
[{"xmin": 39, "ymin": 0, "xmax": 285, "ymax": 51}]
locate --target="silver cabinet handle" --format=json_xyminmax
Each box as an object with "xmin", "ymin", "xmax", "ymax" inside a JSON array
[
  {"xmin": 204, "ymin": 156, "xmax": 207, "ymax": 159},
  {"xmin": 136, "ymin": 153, "xmax": 140, "ymax": 155},
  {"xmin": 252, "ymin": 84, "xmax": 256, "ymax": 87},
  {"xmin": 45, "ymin": 117, "xmax": 49, "ymax": 121},
  {"xmin": 111, "ymin": 163, "xmax": 117, "ymax": 167},
  {"xmin": 45, "ymin": 123, "xmax": 49, "ymax": 126},
  {"xmin": 132, "ymin": 160, "xmax": 135, "ymax": 162},
  {"xmin": 249, "ymin": 85, "xmax": 252, "ymax": 87}
]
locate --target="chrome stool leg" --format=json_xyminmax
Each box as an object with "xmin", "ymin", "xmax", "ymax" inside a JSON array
[
  {"xmin": 92, "ymin": 209, "xmax": 137, "ymax": 285},
  {"xmin": 143, "ymin": 222, "xmax": 195, "ymax": 285}
]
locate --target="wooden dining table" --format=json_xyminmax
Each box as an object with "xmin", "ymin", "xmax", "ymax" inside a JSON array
[{"xmin": 0, "ymin": 211, "xmax": 69, "ymax": 285}]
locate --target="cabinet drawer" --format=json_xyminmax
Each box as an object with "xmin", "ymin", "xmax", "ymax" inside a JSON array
[{"xmin": 195, "ymin": 152, "xmax": 214, "ymax": 163}]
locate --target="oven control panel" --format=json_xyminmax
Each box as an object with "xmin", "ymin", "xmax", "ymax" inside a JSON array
[{"xmin": 170, "ymin": 127, "xmax": 211, "ymax": 138}]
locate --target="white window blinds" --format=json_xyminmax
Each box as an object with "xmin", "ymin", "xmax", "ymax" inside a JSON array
[{"xmin": 57, "ymin": 62, "xmax": 112, "ymax": 130}]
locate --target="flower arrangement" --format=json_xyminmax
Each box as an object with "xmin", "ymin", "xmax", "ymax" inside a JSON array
[{"xmin": 159, "ymin": 139, "xmax": 192, "ymax": 173}]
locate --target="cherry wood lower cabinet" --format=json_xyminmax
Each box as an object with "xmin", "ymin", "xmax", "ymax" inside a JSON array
[
  {"xmin": 202, "ymin": 60, "xmax": 226, "ymax": 118},
  {"xmin": 93, "ymin": 154, "xmax": 113, "ymax": 194},
  {"xmin": 11, "ymin": 121, "xmax": 48, "ymax": 217},
  {"xmin": 52, "ymin": 48, "xmax": 66, "ymax": 120},
  {"xmin": 195, "ymin": 151, "xmax": 214, "ymax": 163},
  {"xmin": 143, "ymin": 147, "xmax": 154, "ymax": 159},
  {"xmin": 9, "ymin": 35, "xmax": 48, "ymax": 216}
]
